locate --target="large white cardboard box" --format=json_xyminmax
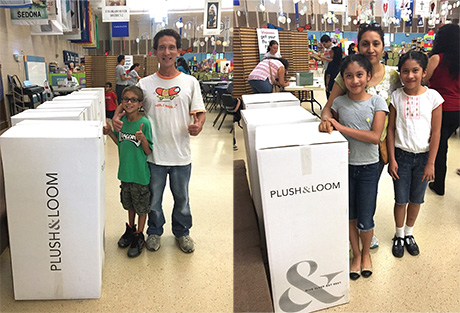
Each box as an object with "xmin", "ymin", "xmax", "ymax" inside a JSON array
[
  {"xmin": 53, "ymin": 94, "xmax": 99, "ymax": 122},
  {"xmin": 37, "ymin": 100, "xmax": 94, "ymax": 120},
  {"xmin": 256, "ymin": 122, "xmax": 349, "ymax": 313},
  {"xmin": 242, "ymin": 92, "xmax": 300, "ymax": 109},
  {"xmin": 0, "ymin": 121, "xmax": 105, "ymax": 300},
  {"xmin": 11, "ymin": 108, "xmax": 86, "ymax": 126},
  {"xmin": 241, "ymin": 106, "xmax": 317, "ymax": 233}
]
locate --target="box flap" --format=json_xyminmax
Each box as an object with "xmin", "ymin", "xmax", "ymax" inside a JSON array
[
  {"xmin": 241, "ymin": 106, "xmax": 317, "ymax": 125},
  {"xmin": 242, "ymin": 92, "xmax": 299, "ymax": 105},
  {"xmin": 0, "ymin": 121, "xmax": 102, "ymax": 139},
  {"xmin": 255, "ymin": 122, "xmax": 347, "ymax": 150}
]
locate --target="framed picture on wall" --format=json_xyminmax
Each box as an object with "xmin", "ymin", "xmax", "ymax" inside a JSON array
[{"xmin": 203, "ymin": 0, "xmax": 221, "ymax": 36}]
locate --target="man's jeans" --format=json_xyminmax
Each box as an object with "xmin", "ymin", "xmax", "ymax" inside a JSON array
[{"xmin": 146, "ymin": 163, "xmax": 192, "ymax": 238}]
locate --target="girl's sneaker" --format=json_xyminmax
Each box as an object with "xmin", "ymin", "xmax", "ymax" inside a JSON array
[{"xmin": 370, "ymin": 234, "xmax": 379, "ymax": 249}]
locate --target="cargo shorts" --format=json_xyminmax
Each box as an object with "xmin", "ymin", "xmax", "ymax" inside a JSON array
[{"xmin": 120, "ymin": 182, "xmax": 151, "ymax": 216}]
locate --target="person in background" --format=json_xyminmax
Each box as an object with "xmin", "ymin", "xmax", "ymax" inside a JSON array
[
  {"xmin": 248, "ymin": 57, "xmax": 289, "ymax": 93},
  {"xmin": 387, "ymin": 51, "xmax": 443, "ymax": 258},
  {"xmin": 105, "ymin": 82, "xmax": 117, "ymax": 121},
  {"xmin": 263, "ymin": 40, "xmax": 282, "ymax": 59},
  {"xmin": 65, "ymin": 70, "xmax": 79, "ymax": 87},
  {"xmin": 312, "ymin": 34, "xmax": 335, "ymax": 68},
  {"xmin": 127, "ymin": 63, "xmax": 141, "ymax": 86},
  {"xmin": 113, "ymin": 29, "xmax": 206, "ymax": 254},
  {"xmin": 312, "ymin": 35, "xmax": 336, "ymax": 91},
  {"xmin": 325, "ymin": 46, "xmax": 343, "ymax": 99},
  {"xmin": 103, "ymin": 86, "xmax": 153, "ymax": 258},
  {"xmin": 328, "ymin": 54, "xmax": 388, "ymax": 280},
  {"xmin": 115, "ymin": 55, "xmax": 130, "ymax": 104},
  {"xmin": 176, "ymin": 57, "xmax": 191, "ymax": 74},
  {"xmin": 319, "ymin": 23, "xmax": 402, "ymax": 250},
  {"xmin": 348, "ymin": 43, "xmax": 357, "ymax": 55},
  {"xmin": 424, "ymin": 24, "xmax": 460, "ymax": 196}
]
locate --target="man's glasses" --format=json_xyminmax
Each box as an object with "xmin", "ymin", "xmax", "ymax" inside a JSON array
[{"xmin": 121, "ymin": 97, "xmax": 140, "ymax": 103}]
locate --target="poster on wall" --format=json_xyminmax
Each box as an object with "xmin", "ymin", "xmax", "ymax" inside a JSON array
[
  {"xmin": 203, "ymin": 0, "xmax": 221, "ymax": 36},
  {"xmin": 102, "ymin": 0, "xmax": 129, "ymax": 22},
  {"xmin": 10, "ymin": 0, "xmax": 48, "ymax": 25},
  {"xmin": 256, "ymin": 28, "xmax": 280, "ymax": 55}
]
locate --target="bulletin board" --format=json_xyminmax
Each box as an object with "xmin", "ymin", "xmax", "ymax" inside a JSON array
[{"xmin": 24, "ymin": 55, "xmax": 47, "ymax": 87}]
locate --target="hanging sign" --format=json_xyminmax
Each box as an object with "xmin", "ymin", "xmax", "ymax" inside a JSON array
[
  {"xmin": 415, "ymin": 0, "xmax": 430, "ymax": 16},
  {"xmin": 256, "ymin": 28, "xmax": 280, "ymax": 55},
  {"xmin": 328, "ymin": 0, "xmax": 347, "ymax": 12},
  {"xmin": 112, "ymin": 21, "xmax": 129, "ymax": 37},
  {"xmin": 404, "ymin": 0, "xmax": 414, "ymax": 26},
  {"xmin": 203, "ymin": 0, "xmax": 221, "ymax": 36},
  {"xmin": 0, "ymin": 0, "xmax": 31, "ymax": 8},
  {"xmin": 10, "ymin": 0, "xmax": 48, "ymax": 25},
  {"xmin": 102, "ymin": 0, "xmax": 129, "ymax": 22},
  {"xmin": 394, "ymin": 0, "xmax": 402, "ymax": 27}
]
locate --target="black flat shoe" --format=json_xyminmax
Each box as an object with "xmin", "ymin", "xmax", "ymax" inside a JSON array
[
  {"xmin": 361, "ymin": 268, "xmax": 373, "ymax": 278},
  {"xmin": 405, "ymin": 235, "xmax": 420, "ymax": 256},
  {"xmin": 392, "ymin": 236, "xmax": 404, "ymax": 258},
  {"xmin": 350, "ymin": 271, "xmax": 360, "ymax": 280}
]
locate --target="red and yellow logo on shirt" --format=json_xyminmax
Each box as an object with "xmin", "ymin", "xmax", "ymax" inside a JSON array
[{"xmin": 155, "ymin": 86, "xmax": 181, "ymax": 100}]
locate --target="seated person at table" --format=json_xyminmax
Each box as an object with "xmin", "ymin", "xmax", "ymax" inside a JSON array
[{"xmin": 64, "ymin": 70, "xmax": 79, "ymax": 87}]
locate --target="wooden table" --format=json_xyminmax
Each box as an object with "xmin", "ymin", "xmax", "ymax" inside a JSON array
[{"xmin": 284, "ymin": 84, "xmax": 324, "ymax": 118}]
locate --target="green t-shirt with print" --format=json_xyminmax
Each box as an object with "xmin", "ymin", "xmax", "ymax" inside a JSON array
[{"xmin": 114, "ymin": 115, "xmax": 153, "ymax": 185}]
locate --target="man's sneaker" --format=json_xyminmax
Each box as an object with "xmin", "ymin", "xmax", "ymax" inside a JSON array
[
  {"xmin": 128, "ymin": 232, "xmax": 145, "ymax": 258},
  {"xmin": 370, "ymin": 234, "xmax": 379, "ymax": 249},
  {"xmin": 176, "ymin": 235, "xmax": 195, "ymax": 253},
  {"xmin": 392, "ymin": 236, "xmax": 405, "ymax": 258},
  {"xmin": 405, "ymin": 235, "xmax": 420, "ymax": 256},
  {"xmin": 145, "ymin": 234, "xmax": 161, "ymax": 251},
  {"xmin": 118, "ymin": 223, "xmax": 136, "ymax": 248}
]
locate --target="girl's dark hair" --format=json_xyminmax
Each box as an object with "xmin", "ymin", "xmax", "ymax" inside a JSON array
[
  {"xmin": 340, "ymin": 54, "xmax": 373, "ymax": 78},
  {"xmin": 397, "ymin": 50, "xmax": 428, "ymax": 72},
  {"xmin": 266, "ymin": 40, "xmax": 278, "ymax": 53},
  {"xmin": 122, "ymin": 85, "xmax": 144, "ymax": 102},
  {"xmin": 105, "ymin": 82, "xmax": 112, "ymax": 87},
  {"xmin": 176, "ymin": 57, "xmax": 190, "ymax": 73},
  {"xmin": 430, "ymin": 24, "xmax": 460, "ymax": 80},
  {"xmin": 330, "ymin": 46, "xmax": 343, "ymax": 65},
  {"xmin": 357, "ymin": 23, "xmax": 385, "ymax": 49},
  {"xmin": 129, "ymin": 63, "xmax": 140, "ymax": 72}
]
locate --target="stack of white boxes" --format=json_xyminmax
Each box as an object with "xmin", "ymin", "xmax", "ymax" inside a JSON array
[
  {"xmin": 1, "ymin": 110, "xmax": 105, "ymax": 299},
  {"xmin": 77, "ymin": 88, "xmax": 106, "ymax": 122},
  {"xmin": 255, "ymin": 122, "xmax": 349, "ymax": 312},
  {"xmin": 53, "ymin": 92, "xmax": 100, "ymax": 123},
  {"xmin": 241, "ymin": 106, "xmax": 317, "ymax": 233},
  {"xmin": 240, "ymin": 91, "xmax": 349, "ymax": 312}
]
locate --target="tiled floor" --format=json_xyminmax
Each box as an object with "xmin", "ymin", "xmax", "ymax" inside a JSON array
[{"xmin": 0, "ymin": 109, "xmax": 234, "ymax": 312}]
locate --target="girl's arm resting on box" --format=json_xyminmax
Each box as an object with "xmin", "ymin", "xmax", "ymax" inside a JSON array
[{"xmin": 328, "ymin": 110, "xmax": 386, "ymax": 145}]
